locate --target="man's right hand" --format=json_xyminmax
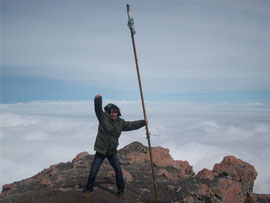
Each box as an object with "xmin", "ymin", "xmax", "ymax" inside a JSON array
[{"xmin": 95, "ymin": 94, "xmax": 102, "ymax": 98}]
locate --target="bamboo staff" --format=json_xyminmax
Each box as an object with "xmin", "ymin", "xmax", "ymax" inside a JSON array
[{"xmin": 126, "ymin": 4, "xmax": 159, "ymax": 203}]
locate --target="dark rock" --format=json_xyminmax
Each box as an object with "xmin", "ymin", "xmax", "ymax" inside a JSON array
[{"xmin": 255, "ymin": 194, "xmax": 270, "ymax": 203}]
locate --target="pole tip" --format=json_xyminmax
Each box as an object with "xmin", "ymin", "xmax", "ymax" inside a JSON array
[{"xmin": 127, "ymin": 4, "xmax": 130, "ymax": 12}]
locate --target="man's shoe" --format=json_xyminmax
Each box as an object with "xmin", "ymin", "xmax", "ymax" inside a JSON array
[
  {"xmin": 117, "ymin": 192, "xmax": 126, "ymax": 200},
  {"xmin": 82, "ymin": 189, "xmax": 94, "ymax": 198}
]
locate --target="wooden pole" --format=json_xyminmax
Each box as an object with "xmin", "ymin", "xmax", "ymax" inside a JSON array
[{"xmin": 126, "ymin": 4, "xmax": 159, "ymax": 203}]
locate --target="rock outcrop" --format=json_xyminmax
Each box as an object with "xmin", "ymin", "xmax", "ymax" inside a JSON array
[{"xmin": 0, "ymin": 142, "xmax": 269, "ymax": 203}]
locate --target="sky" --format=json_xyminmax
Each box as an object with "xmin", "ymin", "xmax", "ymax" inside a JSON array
[
  {"xmin": 1, "ymin": 0, "xmax": 270, "ymax": 195},
  {"xmin": 1, "ymin": 0, "xmax": 270, "ymax": 103}
]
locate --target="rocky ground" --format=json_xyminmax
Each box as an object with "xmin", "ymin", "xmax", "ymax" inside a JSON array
[{"xmin": 0, "ymin": 142, "xmax": 269, "ymax": 203}]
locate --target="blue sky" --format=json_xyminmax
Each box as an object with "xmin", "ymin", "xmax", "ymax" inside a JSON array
[{"xmin": 1, "ymin": 0, "xmax": 270, "ymax": 103}]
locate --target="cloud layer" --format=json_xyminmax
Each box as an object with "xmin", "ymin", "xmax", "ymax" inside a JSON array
[{"xmin": 0, "ymin": 100, "xmax": 270, "ymax": 193}]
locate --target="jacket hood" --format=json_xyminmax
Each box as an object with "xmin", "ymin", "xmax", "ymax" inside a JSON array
[{"xmin": 104, "ymin": 103, "xmax": 122, "ymax": 117}]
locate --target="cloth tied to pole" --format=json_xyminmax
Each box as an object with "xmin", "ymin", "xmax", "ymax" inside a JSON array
[{"xmin": 127, "ymin": 18, "xmax": 136, "ymax": 35}]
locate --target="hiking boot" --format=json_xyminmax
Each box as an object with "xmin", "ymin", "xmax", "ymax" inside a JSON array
[
  {"xmin": 82, "ymin": 189, "xmax": 94, "ymax": 198},
  {"xmin": 117, "ymin": 192, "xmax": 126, "ymax": 200}
]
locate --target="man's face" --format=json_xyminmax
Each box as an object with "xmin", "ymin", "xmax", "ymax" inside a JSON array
[{"xmin": 110, "ymin": 109, "xmax": 118, "ymax": 120}]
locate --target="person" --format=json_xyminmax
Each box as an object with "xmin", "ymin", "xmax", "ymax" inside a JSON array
[{"xmin": 83, "ymin": 94, "xmax": 147, "ymax": 199}]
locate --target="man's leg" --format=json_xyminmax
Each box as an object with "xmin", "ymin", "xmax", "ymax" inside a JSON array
[
  {"xmin": 85, "ymin": 152, "xmax": 105, "ymax": 192},
  {"xmin": 107, "ymin": 153, "xmax": 125, "ymax": 194}
]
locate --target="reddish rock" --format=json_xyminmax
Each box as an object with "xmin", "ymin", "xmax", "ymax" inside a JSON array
[
  {"xmin": 214, "ymin": 177, "xmax": 245, "ymax": 203},
  {"xmin": 0, "ymin": 183, "xmax": 17, "ymax": 198},
  {"xmin": 41, "ymin": 165, "xmax": 58, "ymax": 177},
  {"xmin": 246, "ymin": 192, "xmax": 258, "ymax": 203},
  {"xmin": 38, "ymin": 176, "xmax": 52, "ymax": 186},
  {"xmin": 196, "ymin": 184, "xmax": 213, "ymax": 197},
  {"xmin": 22, "ymin": 177, "xmax": 33, "ymax": 185},
  {"xmin": 157, "ymin": 169, "xmax": 175, "ymax": 181},
  {"xmin": 197, "ymin": 168, "xmax": 214, "ymax": 180},
  {"xmin": 2, "ymin": 184, "xmax": 15, "ymax": 191},
  {"xmin": 176, "ymin": 160, "xmax": 194, "ymax": 175},
  {"xmin": 213, "ymin": 155, "xmax": 257, "ymax": 192},
  {"xmin": 151, "ymin": 146, "xmax": 179, "ymax": 168},
  {"xmin": 71, "ymin": 152, "xmax": 90, "ymax": 165},
  {"xmin": 0, "ymin": 142, "xmax": 266, "ymax": 203},
  {"xmin": 118, "ymin": 142, "xmax": 194, "ymax": 177},
  {"xmin": 106, "ymin": 168, "xmax": 134, "ymax": 183},
  {"xmin": 255, "ymin": 194, "xmax": 270, "ymax": 203}
]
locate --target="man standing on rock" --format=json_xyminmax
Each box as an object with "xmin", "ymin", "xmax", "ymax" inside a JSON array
[{"xmin": 83, "ymin": 94, "xmax": 147, "ymax": 200}]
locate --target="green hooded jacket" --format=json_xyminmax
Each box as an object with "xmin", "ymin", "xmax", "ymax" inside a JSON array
[{"xmin": 93, "ymin": 96, "xmax": 146, "ymax": 156}]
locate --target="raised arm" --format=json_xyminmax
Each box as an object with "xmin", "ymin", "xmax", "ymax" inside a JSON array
[{"xmin": 94, "ymin": 94, "xmax": 105, "ymax": 121}]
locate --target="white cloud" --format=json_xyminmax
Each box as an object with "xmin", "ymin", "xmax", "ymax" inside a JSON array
[
  {"xmin": 187, "ymin": 120, "xmax": 221, "ymax": 134},
  {"xmin": 0, "ymin": 113, "xmax": 39, "ymax": 128},
  {"xmin": 23, "ymin": 131, "xmax": 48, "ymax": 141},
  {"xmin": 0, "ymin": 101, "xmax": 270, "ymax": 194},
  {"xmin": 164, "ymin": 141, "xmax": 229, "ymax": 171}
]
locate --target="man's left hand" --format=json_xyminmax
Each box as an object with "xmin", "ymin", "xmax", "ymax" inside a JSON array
[{"xmin": 145, "ymin": 118, "xmax": 148, "ymax": 125}]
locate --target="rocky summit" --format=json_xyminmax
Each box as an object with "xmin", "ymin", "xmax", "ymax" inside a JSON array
[{"xmin": 0, "ymin": 142, "xmax": 269, "ymax": 203}]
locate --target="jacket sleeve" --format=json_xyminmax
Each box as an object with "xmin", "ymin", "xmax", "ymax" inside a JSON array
[
  {"xmin": 94, "ymin": 96, "xmax": 105, "ymax": 121},
  {"xmin": 121, "ymin": 119, "xmax": 146, "ymax": 131}
]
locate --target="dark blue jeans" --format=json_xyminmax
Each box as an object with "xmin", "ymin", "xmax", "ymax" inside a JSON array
[{"xmin": 85, "ymin": 152, "xmax": 125, "ymax": 194}]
